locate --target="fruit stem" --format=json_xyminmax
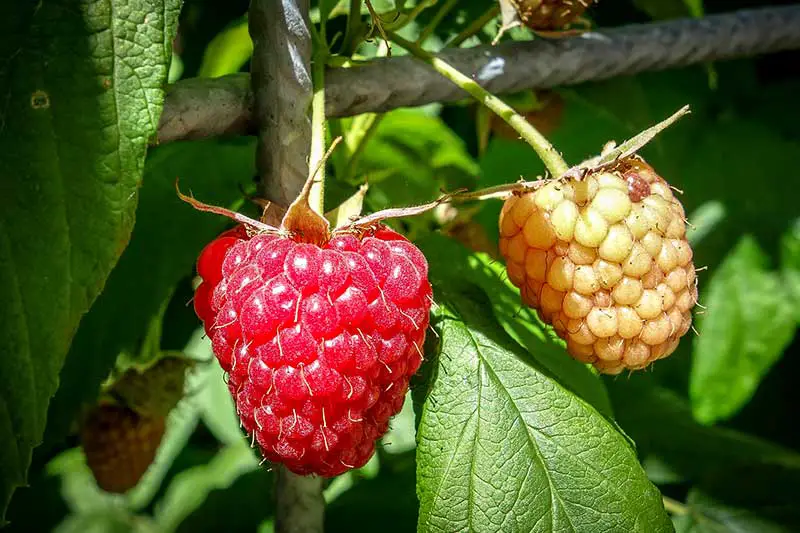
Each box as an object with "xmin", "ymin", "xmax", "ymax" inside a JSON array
[
  {"xmin": 389, "ymin": 32, "xmax": 570, "ymax": 178},
  {"xmin": 341, "ymin": 0, "xmax": 364, "ymax": 55},
  {"xmin": 418, "ymin": 0, "xmax": 458, "ymax": 43},
  {"xmin": 275, "ymin": 467, "xmax": 325, "ymax": 533},
  {"xmin": 345, "ymin": 112, "xmax": 384, "ymax": 181},
  {"xmin": 308, "ymin": 45, "xmax": 328, "ymax": 216},
  {"xmin": 447, "ymin": 5, "xmax": 500, "ymax": 47},
  {"xmin": 662, "ymin": 496, "xmax": 689, "ymax": 516}
]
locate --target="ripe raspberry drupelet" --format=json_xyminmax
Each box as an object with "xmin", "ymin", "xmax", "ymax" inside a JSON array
[
  {"xmin": 499, "ymin": 157, "xmax": 697, "ymax": 374},
  {"xmin": 194, "ymin": 225, "xmax": 431, "ymax": 476}
]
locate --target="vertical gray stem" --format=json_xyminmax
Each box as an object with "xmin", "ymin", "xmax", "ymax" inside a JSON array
[
  {"xmin": 249, "ymin": 0, "xmax": 313, "ymax": 206},
  {"xmin": 248, "ymin": 0, "xmax": 325, "ymax": 531}
]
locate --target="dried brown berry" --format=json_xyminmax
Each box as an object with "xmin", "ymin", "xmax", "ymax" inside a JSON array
[
  {"xmin": 512, "ymin": 0, "xmax": 596, "ymax": 31},
  {"xmin": 81, "ymin": 404, "xmax": 166, "ymax": 493}
]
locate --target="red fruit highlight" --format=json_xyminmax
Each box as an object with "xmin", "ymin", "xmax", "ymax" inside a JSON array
[{"xmin": 194, "ymin": 225, "xmax": 431, "ymax": 476}]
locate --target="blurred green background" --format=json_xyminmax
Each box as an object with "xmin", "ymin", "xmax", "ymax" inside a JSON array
[{"xmin": 3, "ymin": 0, "xmax": 800, "ymax": 531}]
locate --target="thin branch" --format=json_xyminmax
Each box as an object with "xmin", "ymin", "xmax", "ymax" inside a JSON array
[
  {"xmin": 158, "ymin": 6, "xmax": 800, "ymax": 143},
  {"xmin": 390, "ymin": 31, "xmax": 568, "ymax": 177}
]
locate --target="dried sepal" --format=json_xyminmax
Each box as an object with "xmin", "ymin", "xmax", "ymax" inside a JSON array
[
  {"xmin": 176, "ymin": 180, "xmax": 280, "ymax": 234},
  {"xmin": 341, "ymin": 191, "xmax": 458, "ymax": 232}
]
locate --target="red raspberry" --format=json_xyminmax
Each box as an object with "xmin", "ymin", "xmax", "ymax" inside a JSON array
[{"xmin": 194, "ymin": 225, "xmax": 431, "ymax": 476}]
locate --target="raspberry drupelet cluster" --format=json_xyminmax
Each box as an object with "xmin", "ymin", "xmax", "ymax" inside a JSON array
[
  {"xmin": 193, "ymin": 225, "xmax": 431, "ymax": 476},
  {"xmin": 499, "ymin": 157, "xmax": 697, "ymax": 374}
]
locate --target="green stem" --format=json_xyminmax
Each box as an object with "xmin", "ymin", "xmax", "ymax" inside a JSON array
[
  {"xmin": 418, "ymin": 0, "xmax": 457, "ymax": 43},
  {"xmin": 341, "ymin": 0, "xmax": 364, "ymax": 55},
  {"xmin": 448, "ymin": 5, "xmax": 499, "ymax": 47},
  {"xmin": 662, "ymin": 496, "xmax": 689, "ymax": 516},
  {"xmin": 389, "ymin": 32, "xmax": 569, "ymax": 178},
  {"xmin": 308, "ymin": 50, "xmax": 328, "ymax": 215},
  {"xmin": 345, "ymin": 113, "xmax": 384, "ymax": 181},
  {"xmin": 384, "ymin": 1, "xmax": 435, "ymax": 32}
]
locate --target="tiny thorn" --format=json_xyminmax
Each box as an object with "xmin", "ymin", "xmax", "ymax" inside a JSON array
[
  {"xmin": 299, "ymin": 364, "xmax": 315, "ymax": 396},
  {"xmin": 343, "ymin": 375, "xmax": 354, "ymax": 399}
]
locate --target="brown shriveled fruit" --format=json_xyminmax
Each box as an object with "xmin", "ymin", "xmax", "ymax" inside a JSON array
[
  {"xmin": 498, "ymin": 156, "xmax": 697, "ymax": 374},
  {"xmin": 512, "ymin": 0, "xmax": 596, "ymax": 31},
  {"xmin": 80, "ymin": 404, "xmax": 166, "ymax": 493}
]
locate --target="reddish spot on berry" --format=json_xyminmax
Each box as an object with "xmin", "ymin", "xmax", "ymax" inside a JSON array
[
  {"xmin": 625, "ymin": 170, "xmax": 651, "ymax": 203},
  {"xmin": 193, "ymin": 224, "xmax": 432, "ymax": 476}
]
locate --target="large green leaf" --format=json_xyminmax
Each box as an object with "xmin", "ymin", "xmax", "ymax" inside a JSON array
[
  {"xmin": 0, "ymin": 0, "xmax": 180, "ymax": 520},
  {"xmin": 781, "ymin": 220, "xmax": 800, "ymax": 322},
  {"xmin": 197, "ymin": 18, "xmax": 253, "ymax": 78},
  {"xmin": 672, "ymin": 465, "xmax": 800, "ymax": 533},
  {"xmin": 326, "ymin": 459, "xmax": 418, "ymax": 533},
  {"xmin": 607, "ymin": 376, "xmax": 800, "ymax": 481},
  {"xmin": 418, "ymin": 234, "xmax": 612, "ymax": 417},
  {"xmin": 42, "ymin": 138, "xmax": 255, "ymax": 452},
  {"xmin": 156, "ymin": 443, "xmax": 262, "ymax": 533},
  {"xmin": 690, "ymin": 237, "xmax": 797, "ymax": 424},
  {"xmin": 415, "ymin": 284, "xmax": 671, "ymax": 532}
]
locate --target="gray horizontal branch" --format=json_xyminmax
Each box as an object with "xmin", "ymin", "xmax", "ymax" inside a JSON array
[{"xmin": 156, "ymin": 5, "xmax": 800, "ymax": 144}]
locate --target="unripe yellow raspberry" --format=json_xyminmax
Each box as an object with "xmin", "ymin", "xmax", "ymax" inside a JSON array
[{"xmin": 499, "ymin": 157, "xmax": 697, "ymax": 374}]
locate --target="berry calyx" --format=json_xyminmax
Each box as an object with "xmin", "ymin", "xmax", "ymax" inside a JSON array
[
  {"xmin": 194, "ymin": 225, "xmax": 432, "ymax": 476},
  {"xmin": 499, "ymin": 157, "xmax": 697, "ymax": 374}
]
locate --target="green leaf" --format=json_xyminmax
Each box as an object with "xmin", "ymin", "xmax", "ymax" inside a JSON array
[
  {"xmin": 633, "ymin": 0, "xmax": 695, "ymax": 19},
  {"xmin": 172, "ymin": 467, "xmax": 274, "ymax": 533},
  {"xmin": 55, "ymin": 509, "xmax": 157, "ymax": 533},
  {"xmin": 417, "ymin": 234, "xmax": 612, "ymax": 417},
  {"xmin": 155, "ymin": 443, "xmax": 261, "ymax": 533},
  {"xmin": 42, "ymin": 138, "xmax": 255, "ymax": 452},
  {"xmin": 607, "ymin": 376, "xmax": 800, "ymax": 481},
  {"xmin": 673, "ymin": 466, "xmax": 800, "ymax": 533},
  {"xmin": 326, "ymin": 459, "xmax": 418, "ymax": 533},
  {"xmin": 0, "ymin": 0, "xmax": 180, "ymax": 520},
  {"xmin": 197, "ymin": 18, "xmax": 253, "ymax": 78},
  {"xmin": 780, "ymin": 220, "xmax": 800, "ymax": 322},
  {"xmin": 415, "ymin": 284, "xmax": 672, "ymax": 532},
  {"xmin": 690, "ymin": 236, "xmax": 797, "ymax": 424},
  {"xmin": 351, "ymin": 109, "xmax": 478, "ymax": 234}
]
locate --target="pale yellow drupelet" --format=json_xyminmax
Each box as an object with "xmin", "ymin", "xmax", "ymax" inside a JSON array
[{"xmin": 498, "ymin": 158, "xmax": 697, "ymax": 374}]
